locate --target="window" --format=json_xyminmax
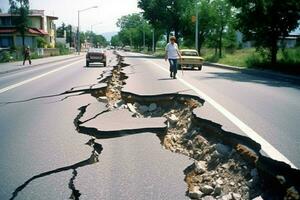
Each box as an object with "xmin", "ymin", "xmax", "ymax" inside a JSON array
[
  {"xmin": 0, "ymin": 36, "xmax": 13, "ymax": 47},
  {"xmin": 0, "ymin": 17, "xmax": 12, "ymax": 26}
]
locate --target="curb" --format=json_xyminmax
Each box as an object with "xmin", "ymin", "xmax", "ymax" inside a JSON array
[
  {"xmin": 0, "ymin": 55, "xmax": 84, "ymax": 75},
  {"xmin": 205, "ymin": 62, "xmax": 300, "ymax": 85}
]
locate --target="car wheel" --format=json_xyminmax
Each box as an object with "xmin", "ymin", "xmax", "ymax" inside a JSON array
[
  {"xmin": 86, "ymin": 61, "xmax": 89, "ymax": 67},
  {"xmin": 198, "ymin": 65, "xmax": 202, "ymax": 70}
]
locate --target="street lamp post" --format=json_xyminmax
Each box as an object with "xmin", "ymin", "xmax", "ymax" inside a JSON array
[
  {"xmin": 195, "ymin": 1, "xmax": 200, "ymax": 52},
  {"xmin": 77, "ymin": 6, "xmax": 98, "ymax": 55}
]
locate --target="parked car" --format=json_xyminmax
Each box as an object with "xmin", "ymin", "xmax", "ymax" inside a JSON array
[
  {"xmin": 123, "ymin": 46, "xmax": 131, "ymax": 52},
  {"xmin": 86, "ymin": 48, "xmax": 106, "ymax": 67},
  {"xmin": 178, "ymin": 49, "xmax": 204, "ymax": 70}
]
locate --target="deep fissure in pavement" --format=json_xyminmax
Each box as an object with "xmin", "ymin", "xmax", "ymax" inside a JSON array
[
  {"xmin": 8, "ymin": 53, "xmax": 300, "ymax": 199},
  {"xmin": 72, "ymin": 53, "xmax": 300, "ymax": 199}
]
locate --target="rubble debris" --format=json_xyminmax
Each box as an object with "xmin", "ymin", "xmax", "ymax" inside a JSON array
[{"xmin": 72, "ymin": 53, "xmax": 300, "ymax": 200}]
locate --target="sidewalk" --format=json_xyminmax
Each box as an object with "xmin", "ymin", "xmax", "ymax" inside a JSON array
[
  {"xmin": 0, "ymin": 54, "xmax": 83, "ymax": 75},
  {"xmin": 205, "ymin": 62, "xmax": 300, "ymax": 85}
]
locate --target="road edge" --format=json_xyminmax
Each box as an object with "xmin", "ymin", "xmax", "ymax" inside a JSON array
[
  {"xmin": 0, "ymin": 55, "xmax": 83, "ymax": 75},
  {"xmin": 205, "ymin": 62, "xmax": 300, "ymax": 85}
]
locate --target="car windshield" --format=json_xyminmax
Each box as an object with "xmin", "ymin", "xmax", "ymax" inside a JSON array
[
  {"xmin": 89, "ymin": 48, "xmax": 103, "ymax": 53},
  {"xmin": 181, "ymin": 51, "xmax": 199, "ymax": 56}
]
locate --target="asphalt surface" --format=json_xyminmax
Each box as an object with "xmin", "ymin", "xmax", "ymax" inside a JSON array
[
  {"xmin": 0, "ymin": 51, "xmax": 191, "ymax": 200},
  {"xmin": 120, "ymin": 51, "xmax": 300, "ymax": 168},
  {"xmin": 0, "ymin": 50, "xmax": 299, "ymax": 199}
]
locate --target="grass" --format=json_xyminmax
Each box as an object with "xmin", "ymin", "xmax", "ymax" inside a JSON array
[
  {"xmin": 136, "ymin": 46, "xmax": 300, "ymax": 75},
  {"xmin": 202, "ymin": 47, "xmax": 300, "ymax": 75},
  {"xmin": 202, "ymin": 48, "xmax": 256, "ymax": 68}
]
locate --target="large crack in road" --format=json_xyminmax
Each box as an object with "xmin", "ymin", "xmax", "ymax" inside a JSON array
[
  {"xmin": 72, "ymin": 53, "xmax": 300, "ymax": 199},
  {"xmin": 6, "ymin": 53, "xmax": 300, "ymax": 200}
]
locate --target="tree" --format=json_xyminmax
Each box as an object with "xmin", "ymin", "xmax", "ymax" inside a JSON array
[
  {"xmin": 229, "ymin": 0, "xmax": 300, "ymax": 64},
  {"xmin": 9, "ymin": 0, "xmax": 30, "ymax": 50},
  {"xmin": 111, "ymin": 35, "xmax": 122, "ymax": 47},
  {"xmin": 56, "ymin": 23, "xmax": 66, "ymax": 38},
  {"xmin": 211, "ymin": 0, "xmax": 233, "ymax": 57},
  {"xmin": 116, "ymin": 13, "xmax": 153, "ymax": 49},
  {"xmin": 138, "ymin": 0, "xmax": 194, "ymax": 44}
]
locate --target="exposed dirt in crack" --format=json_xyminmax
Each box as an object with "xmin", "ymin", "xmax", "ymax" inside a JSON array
[
  {"xmin": 72, "ymin": 52, "xmax": 300, "ymax": 200},
  {"xmin": 11, "ymin": 52, "xmax": 298, "ymax": 199}
]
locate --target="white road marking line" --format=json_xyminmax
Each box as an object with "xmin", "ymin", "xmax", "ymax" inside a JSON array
[
  {"xmin": 0, "ymin": 59, "xmax": 83, "ymax": 94},
  {"xmin": 0, "ymin": 57, "xmax": 83, "ymax": 80},
  {"xmin": 148, "ymin": 60, "xmax": 297, "ymax": 168}
]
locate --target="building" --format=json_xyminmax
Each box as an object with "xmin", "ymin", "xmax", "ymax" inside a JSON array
[
  {"xmin": 236, "ymin": 31, "xmax": 300, "ymax": 49},
  {"xmin": 0, "ymin": 10, "xmax": 58, "ymax": 49}
]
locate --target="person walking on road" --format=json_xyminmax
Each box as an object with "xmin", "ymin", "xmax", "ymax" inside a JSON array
[
  {"xmin": 165, "ymin": 36, "xmax": 181, "ymax": 79},
  {"xmin": 23, "ymin": 46, "xmax": 32, "ymax": 65}
]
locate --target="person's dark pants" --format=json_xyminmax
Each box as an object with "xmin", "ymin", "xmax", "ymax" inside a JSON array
[
  {"xmin": 168, "ymin": 59, "xmax": 178, "ymax": 78},
  {"xmin": 23, "ymin": 55, "xmax": 31, "ymax": 65}
]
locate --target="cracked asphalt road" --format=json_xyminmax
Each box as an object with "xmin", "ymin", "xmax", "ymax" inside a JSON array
[
  {"xmin": 0, "ymin": 50, "xmax": 299, "ymax": 199},
  {"xmin": 0, "ymin": 51, "xmax": 190, "ymax": 200},
  {"xmin": 119, "ymin": 51, "xmax": 300, "ymax": 168}
]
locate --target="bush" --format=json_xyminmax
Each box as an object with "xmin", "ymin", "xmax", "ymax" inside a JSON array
[
  {"xmin": 206, "ymin": 54, "xmax": 220, "ymax": 63},
  {"xmin": 0, "ymin": 51, "xmax": 13, "ymax": 62},
  {"xmin": 56, "ymin": 42, "xmax": 70, "ymax": 55},
  {"xmin": 245, "ymin": 53, "xmax": 264, "ymax": 68},
  {"xmin": 36, "ymin": 37, "xmax": 48, "ymax": 48}
]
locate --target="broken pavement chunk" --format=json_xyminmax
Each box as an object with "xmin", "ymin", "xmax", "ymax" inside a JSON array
[
  {"xmin": 200, "ymin": 185, "xmax": 214, "ymax": 195},
  {"xmin": 148, "ymin": 103, "xmax": 157, "ymax": 112},
  {"xmin": 168, "ymin": 114, "xmax": 179, "ymax": 124},
  {"xmin": 215, "ymin": 143, "xmax": 232, "ymax": 156},
  {"xmin": 127, "ymin": 103, "xmax": 137, "ymax": 113},
  {"xmin": 81, "ymin": 109, "xmax": 166, "ymax": 132},
  {"xmin": 79, "ymin": 102, "xmax": 108, "ymax": 123}
]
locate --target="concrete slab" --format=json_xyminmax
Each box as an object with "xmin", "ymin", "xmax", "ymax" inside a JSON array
[
  {"xmin": 82, "ymin": 109, "xmax": 166, "ymax": 131},
  {"xmin": 80, "ymin": 102, "xmax": 108, "ymax": 123}
]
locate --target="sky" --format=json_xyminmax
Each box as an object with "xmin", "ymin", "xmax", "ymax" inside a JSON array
[{"xmin": 0, "ymin": 0, "xmax": 141, "ymax": 38}]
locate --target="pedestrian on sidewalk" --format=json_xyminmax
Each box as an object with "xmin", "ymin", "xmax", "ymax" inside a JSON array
[
  {"xmin": 165, "ymin": 36, "xmax": 181, "ymax": 79},
  {"xmin": 23, "ymin": 46, "xmax": 32, "ymax": 65}
]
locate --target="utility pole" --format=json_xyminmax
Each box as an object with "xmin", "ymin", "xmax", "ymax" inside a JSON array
[
  {"xmin": 152, "ymin": 29, "xmax": 155, "ymax": 52},
  {"xmin": 143, "ymin": 29, "xmax": 146, "ymax": 50}
]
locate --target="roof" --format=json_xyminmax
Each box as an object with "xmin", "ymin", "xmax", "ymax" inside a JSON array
[
  {"xmin": 0, "ymin": 29, "xmax": 16, "ymax": 33},
  {"xmin": 0, "ymin": 11, "xmax": 58, "ymax": 20},
  {"xmin": 0, "ymin": 28, "xmax": 48, "ymax": 35},
  {"xmin": 47, "ymin": 16, "xmax": 59, "ymax": 20}
]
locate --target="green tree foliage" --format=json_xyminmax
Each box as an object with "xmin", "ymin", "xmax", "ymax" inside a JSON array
[
  {"xmin": 229, "ymin": 0, "xmax": 300, "ymax": 64},
  {"xmin": 116, "ymin": 13, "xmax": 153, "ymax": 50},
  {"xmin": 82, "ymin": 31, "xmax": 108, "ymax": 47},
  {"xmin": 9, "ymin": 0, "xmax": 30, "ymax": 50},
  {"xmin": 56, "ymin": 23, "xmax": 66, "ymax": 38},
  {"xmin": 56, "ymin": 23, "xmax": 77, "ymax": 47},
  {"xmin": 111, "ymin": 35, "xmax": 122, "ymax": 47},
  {"xmin": 138, "ymin": 0, "xmax": 194, "ymax": 43},
  {"xmin": 207, "ymin": 0, "xmax": 233, "ymax": 57}
]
